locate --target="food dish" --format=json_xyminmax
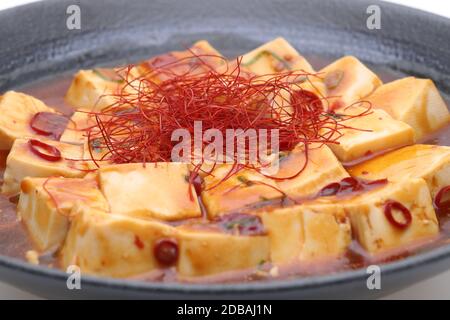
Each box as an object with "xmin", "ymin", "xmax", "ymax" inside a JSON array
[
  {"xmin": 0, "ymin": 36, "xmax": 448, "ymax": 283},
  {"xmin": 0, "ymin": 0, "xmax": 449, "ymax": 299}
]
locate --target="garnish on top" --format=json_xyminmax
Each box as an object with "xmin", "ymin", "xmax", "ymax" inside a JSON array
[{"xmin": 82, "ymin": 50, "xmax": 372, "ymax": 189}]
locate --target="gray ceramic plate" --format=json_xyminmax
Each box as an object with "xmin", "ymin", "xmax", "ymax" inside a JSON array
[{"xmin": 0, "ymin": 0, "xmax": 449, "ymax": 299}]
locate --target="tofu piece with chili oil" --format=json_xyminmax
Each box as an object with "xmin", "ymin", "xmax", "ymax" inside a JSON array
[
  {"xmin": 348, "ymin": 144, "xmax": 450, "ymax": 199},
  {"xmin": 320, "ymin": 56, "xmax": 382, "ymax": 110},
  {"xmin": 240, "ymin": 37, "xmax": 314, "ymax": 75},
  {"xmin": 343, "ymin": 178, "xmax": 439, "ymax": 254},
  {"xmin": 17, "ymin": 176, "xmax": 109, "ymax": 252},
  {"xmin": 201, "ymin": 165, "xmax": 284, "ymax": 219},
  {"xmin": 59, "ymin": 110, "xmax": 94, "ymax": 145},
  {"xmin": 60, "ymin": 206, "xmax": 177, "ymax": 278},
  {"xmin": 139, "ymin": 40, "xmax": 224, "ymax": 81},
  {"xmin": 0, "ymin": 91, "xmax": 63, "ymax": 150},
  {"xmin": 60, "ymin": 111, "xmax": 112, "ymax": 168},
  {"xmin": 97, "ymin": 163, "xmax": 202, "ymax": 221},
  {"xmin": 63, "ymin": 111, "xmax": 113, "ymax": 169},
  {"xmin": 1, "ymin": 138, "xmax": 88, "ymax": 195},
  {"xmin": 257, "ymin": 204, "xmax": 351, "ymax": 263},
  {"xmin": 325, "ymin": 106, "xmax": 415, "ymax": 163},
  {"xmin": 177, "ymin": 214, "xmax": 270, "ymax": 277},
  {"xmin": 274, "ymin": 144, "xmax": 349, "ymax": 198},
  {"xmin": 365, "ymin": 77, "xmax": 450, "ymax": 139},
  {"xmin": 65, "ymin": 68, "xmax": 125, "ymax": 111},
  {"xmin": 82, "ymin": 136, "xmax": 112, "ymax": 169}
]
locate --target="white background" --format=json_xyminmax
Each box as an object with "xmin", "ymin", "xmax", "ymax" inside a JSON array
[{"xmin": 0, "ymin": 0, "xmax": 449, "ymax": 299}]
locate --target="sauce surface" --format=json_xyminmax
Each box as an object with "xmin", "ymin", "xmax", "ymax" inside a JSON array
[{"xmin": 1, "ymin": 58, "xmax": 449, "ymax": 283}]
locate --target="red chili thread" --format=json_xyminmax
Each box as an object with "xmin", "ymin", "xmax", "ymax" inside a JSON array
[
  {"xmin": 42, "ymin": 177, "xmax": 61, "ymax": 213},
  {"xmin": 82, "ymin": 52, "xmax": 372, "ymax": 192}
]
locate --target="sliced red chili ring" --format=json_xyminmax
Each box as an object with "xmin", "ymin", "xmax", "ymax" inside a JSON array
[
  {"xmin": 434, "ymin": 186, "xmax": 450, "ymax": 209},
  {"xmin": 28, "ymin": 139, "xmax": 62, "ymax": 162},
  {"xmin": 340, "ymin": 177, "xmax": 361, "ymax": 192},
  {"xmin": 318, "ymin": 177, "xmax": 388, "ymax": 199},
  {"xmin": 319, "ymin": 182, "xmax": 341, "ymax": 197},
  {"xmin": 30, "ymin": 112, "xmax": 69, "ymax": 140},
  {"xmin": 153, "ymin": 238, "xmax": 179, "ymax": 266},
  {"xmin": 384, "ymin": 200, "xmax": 412, "ymax": 230}
]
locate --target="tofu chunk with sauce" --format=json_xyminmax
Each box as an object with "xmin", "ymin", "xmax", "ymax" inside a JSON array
[
  {"xmin": 365, "ymin": 77, "xmax": 450, "ymax": 139},
  {"xmin": 201, "ymin": 165, "xmax": 283, "ymax": 219},
  {"xmin": 177, "ymin": 221, "xmax": 270, "ymax": 277},
  {"xmin": 344, "ymin": 178, "xmax": 439, "ymax": 254},
  {"xmin": 98, "ymin": 163, "xmax": 202, "ymax": 221},
  {"xmin": 17, "ymin": 176, "xmax": 109, "ymax": 251},
  {"xmin": 65, "ymin": 69, "xmax": 123, "ymax": 111},
  {"xmin": 320, "ymin": 56, "xmax": 382, "ymax": 110},
  {"xmin": 326, "ymin": 107, "xmax": 415, "ymax": 163},
  {"xmin": 0, "ymin": 91, "xmax": 56, "ymax": 150},
  {"xmin": 82, "ymin": 138, "xmax": 112, "ymax": 169},
  {"xmin": 274, "ymin": 144, "xmax": 349, "ymax": 197},
  {"xmin": 348, "ymin": 144, "xmax": 450, "ymax": 198},
  {"xmin": 60, "ymin": 207, "xmax": 177, "ymax": 278},
  {"xmin": 59, "ymin": 110, "xmax": 94, "ymax": 145},
  {"xmin": 139, "ymin": 40, "xmax": 224, "ymax": 81},
  {"xmin": 2, "ymin": 138, "xmax": 88, "ymax": 195},
  {"xmin": 60, "ymin": 111, "xmax": 112, "ymax": 168},
  {"xmin": 202, "ymin": 145, "xmax": 349, "ymax": 218},
  {"xmin": 240, "ymin": 37, "xmax": 314, "ymax": 75},
  {"xmin": 257, "ymin": 204, "xmax": 351, "ymax": 263}
]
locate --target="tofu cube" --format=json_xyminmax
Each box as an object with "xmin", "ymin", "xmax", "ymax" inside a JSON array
[
  {"xmin": 83, "ymin": 138, "xmax": 112, "ymax": 169},
  {"xmin": 139, "ymin": 40, "xmax": 224, "ymax": 81},
  {"xmin": 348, "ymin": 144, "xmax": 450, "ymax": 198},
  {"xmin": 202, "ymin": 145, "xmax": 349, "ymax": 218},
  {"xmin": 17, "ymin": 176, "xmax": 109, "ymax": 251},
  {"xmin": 297, "ymin": 79, "xmax": 327, "ymax": 98},
  {"xmin": 366, "ymin": 77, "xmax": 450, "ymax": 139},
  {"xmin": 345, "ymin": 178, "xmax": 439, "ymax": 254},
  {"xmin": 60, "ymin": 207, "xmax": 177, "ymax": 278},
  {"xmin": 60, "ymin": 111, "xmax": 112, "ymax": 169},
  {"xmin": 201, "ymin": 165, "xmax": 283, "ymax": 219},
  {"xmin": 258, "ymin": 204, "xmax": 351, "ymax": 263},
  {"xmin": 98, "ymin": 163, "xmax": 202, "ymax": 221},
  {"xmin": 326, "ymin": 107, "xmax": 415, "ymax": 162},
  {"xmin": 177, "ymin": 225, "xmax": 270, "ymax": 277},
  {"xmin": 65, "ymin": 69, "xmax": 123, "ymax": 111},
  {"xmin": 240, "ymin": 37, "xmax": 314, "ymax": 74},
  {"xmin": 189, "ymin": 40, "xmax": 223, "ymax": 59},
  {"xmin": 275, "ymin": 144, "xmax": 349, "ymax": 197},
  {"xmin": 59, "ymin": 110, "xmax": 94, "ymax": 145},
  {"xmin": 320, "ymin": 56, "xmax": 382, "ymax": 109},
  {"xmin": 2, "ymin": 138, "xmax": 88, "ymax": 195},
  {"xmin": 0, "ymin": 91, "xmax": 56, "ymax": 150}
]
